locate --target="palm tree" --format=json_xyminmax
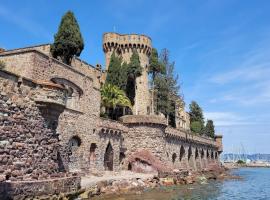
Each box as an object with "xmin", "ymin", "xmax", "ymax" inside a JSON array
[{"xmin": 101, "ymin": 84, "xmax": 132, "ymax": 119}]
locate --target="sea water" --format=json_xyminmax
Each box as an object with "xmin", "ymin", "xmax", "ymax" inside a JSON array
[{"xmin": 93, "ymin": 168, "xmax": 270, "ymax": 200}]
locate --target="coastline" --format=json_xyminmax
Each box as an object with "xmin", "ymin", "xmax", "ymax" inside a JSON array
[{"xmin": 74, "ymin": 167, "xmax": 240, "ymax": 199}]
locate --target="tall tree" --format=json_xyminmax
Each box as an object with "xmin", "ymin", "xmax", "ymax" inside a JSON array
[
  {"xmin": 149, "ymin": 48, "xmax": 165, "ymax": 114},
  {"xmin": 126, "ymin": 49, "xmax": 142, "ymax": 105},
  {"xmin": 106, "ymin": 51, "xmax": 126, "ymax": 89},
  {"xmin": 204, "ymin": 120, "xmax": 215, "ymax": 138},
  {"xmin": 51, "ymin": 11, "xmax": 84, "ymax": 65},
  {"xmin": 156, "ymin": 49, "xmax": 181, "ymax": 126},
  {"xmin": 189, "ymin": 101, "xmax": 204, "ymax": 134}
]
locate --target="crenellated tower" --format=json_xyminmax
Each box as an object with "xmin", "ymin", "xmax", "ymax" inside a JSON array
[{"xmin": 103, "ymin": 32, "xmax": 152, "ymax": 115}]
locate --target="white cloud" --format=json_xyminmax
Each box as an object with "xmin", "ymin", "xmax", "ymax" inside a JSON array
[{"xmin": 204, "ymin": 112, "xmax": 249, "ymax": 126}]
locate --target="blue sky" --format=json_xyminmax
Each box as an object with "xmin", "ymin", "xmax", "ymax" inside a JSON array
[{"xmin": 1, "ymin": 0, "xmax": 270, "ymax": 153}]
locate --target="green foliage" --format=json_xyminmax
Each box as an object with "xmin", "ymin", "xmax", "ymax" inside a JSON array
[
  {"xmin": 101, "ymin": 84, "xmax": 132, "ymax": 119},
  {"xmin": 155, "ymin": 74, "xmax": 170, "ymax": 115},
  {"xmin": 149, "ymin": 48, "xmax": 165, "ymax": 80},
  {"xmin": 204, "ymin": 119, "xmax": 215, "ymax": 138},
  {"xmin": 0, "ymin": 60, "xmax": 5, "ymax": 69},
  {"xmin": 106, "ymin": 52, "xmax": 127, "ymax": 90},
  {"xmin": 236, "ymin": 160, "xmax": 246, "ymax": 164},
  {"xmin": 191, "ymin": 121, "xmax": 203, "ymax": 133},
  {"xmin": 127, "ymin": 49, "xmax": 143, "ymax": 79},
  {"xmin": 126, "ymin": 49, "xmax": 142, "ymax": 105},
  {"xmin": 155, "ymin": 49, "xmax": 181, "ymax": 126},
  {"xmin": 51, "ymin": 11, "xmax": 84, "ymax": 65},
  {"xmin": 189, "ymin": 101, "xmax": 204, "ymax": 134},
  {"xmin": 149, "ymin": 48, "xmax": 166, "ymax": 114}
]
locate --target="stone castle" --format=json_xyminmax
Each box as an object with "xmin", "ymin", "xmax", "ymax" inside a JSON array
[{"xmin": 0, "ymin": 32, "xmax": 223, "ymax": 198}]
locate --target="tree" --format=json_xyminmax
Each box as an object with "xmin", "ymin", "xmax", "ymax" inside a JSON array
[
  {"xmin": 149, "ymin": 48, "xmax": 165, "ymax": 114},
  {"xmin": 126, "ymin": 49, "xmax": 143, "ymax": 105},
  {"xmin": 0, "ymin": 60, "xmax": 5, "ymax": 69},
  {"xmin": 105, "ymin": 51, "xmax": 126, "ymax": 90},
  {"xmin": 101, "ymin": 84, "xmax": 132, "ymax": 119},
  {"xmin": 189, "ymin": 101, "xmax": 204, "ymax": 134},
  {"xmin": 51, "ymin": 11, "xmax": 84, "ymax": 65},
  {"xmin": 190, "ymin": 121, "xmax": 203, "ymax": 133},
  {"xmin": 155, "ymin": 49, "xmax": 181, "ymax": 126},
  {"xmin": 204, "ymin": 120, "xmax": 215, "ymax": 138}
]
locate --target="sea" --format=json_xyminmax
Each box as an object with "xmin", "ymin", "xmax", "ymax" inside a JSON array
[{"xmin": 92, "ymin": 168, "xmax": 270, "ymax": 200}]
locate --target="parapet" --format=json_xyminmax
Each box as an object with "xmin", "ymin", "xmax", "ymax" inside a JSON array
[
  {"xmin": 103, "ymin": 32, "xmax": 152, "ymax": 55},
  {"xmin": 215, "ymin": 134, "xmax": 223, "ymax": 152},
  {"xmin": 120, "ymin": 115, "xmax": 167, "ymax": 126}
]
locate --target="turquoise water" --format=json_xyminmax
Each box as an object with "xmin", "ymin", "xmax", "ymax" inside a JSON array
[{"xmin": 93, "ymin": 168, "xmax": 270, "ymax": 200}]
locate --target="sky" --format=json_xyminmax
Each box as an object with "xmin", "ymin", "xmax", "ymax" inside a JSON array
[{"xmin": 1, "ymin": 0, "xmax": 270, "ymax": 153}]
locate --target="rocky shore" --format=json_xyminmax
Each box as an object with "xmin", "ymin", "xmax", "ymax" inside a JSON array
[{"xmin": 75, "ymin": 166, "xmax": 240, "ymax": 200}]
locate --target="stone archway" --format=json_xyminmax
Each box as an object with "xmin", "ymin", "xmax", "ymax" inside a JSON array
[
  {"xmin": 68, "ymin": 136, "xmax": 81, "ymax": 172},
  {"xmin": 179, "ymin": 146, "xmax": 185, "ymax": 161},
  {"xmin": 104, "ymin": 142, "xmax": 114, "ymax": 171},
  {"xmin": 172, "ymin": 153, "xmax": 177, "ymax": 164},
  {"xmin": 89, "ymin": 143, "xmax": 97, "ymax": 168}
]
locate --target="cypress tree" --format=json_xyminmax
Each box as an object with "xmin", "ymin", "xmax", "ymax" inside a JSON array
[
  {"xmin": 126, "ymin": 49, "xmax": 142, "ymax": 105},
  {"xmin": 189, "ymin": 101, "xmax": 204, "ymax": 134},
  {"xmin": 106, "ymin": 51, "xmax": 124, "ymax": 88},
  {"xmin": 204, "ymin": 120, "xmax": 215, "ymax": 138},
  {"xmin": 51, "ymin": 11, "xmax": 84, "ymax": 65}
]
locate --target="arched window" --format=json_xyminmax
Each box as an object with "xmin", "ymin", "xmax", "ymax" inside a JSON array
[
  {"xmin": 172, "ymin": 153, "xmax": 177, "ymax": 163},
  {"xmin": 195, "ymin": 148, "xmax": 199, "ymax": 159},
  {"xmin": 188, "ymin": 146, "xmax": 192, "ymax": 160},
  {"xmin": 179, "ymin": 146, "xmax": 185, "ymax": 161},
  {"xmin": 51, "ymin": 78, "xmax": 83, "ymax": 110},
  {"xmin": 201, "ymin": 149, "xmax": 205, "ymax": 159}
]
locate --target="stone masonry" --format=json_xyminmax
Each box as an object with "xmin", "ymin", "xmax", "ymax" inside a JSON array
[
  {"xmin": 0, "ymin": 33, "xmax": 223, "ymax": 197},
  {"xmin": 103, "ymin": 33, "xmax": 152, "ymax": 115}
]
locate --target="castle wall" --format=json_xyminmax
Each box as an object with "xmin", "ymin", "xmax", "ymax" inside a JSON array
[{"xmin": 0, "ymin": 46, "xmax": 222, "ymax": 176}]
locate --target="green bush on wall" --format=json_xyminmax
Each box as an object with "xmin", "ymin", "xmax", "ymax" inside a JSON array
[{"xmin": 0, "ymin": 60, "xmax": 5, "ymax": 69}]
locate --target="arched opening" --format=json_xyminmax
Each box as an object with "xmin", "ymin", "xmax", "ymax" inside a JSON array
[
  {"xmin": 172, "ymin": 153, "xmax": 177, "ymax": 163},
  {"xmin": 215, "ymin": 152, "xmax": 218, "ymax": 159},
  {"xmin": 195, "ymin": 148, "xmax": 199, "ymax": 159},
  {"xmin": 69, "ymin": 136, "xmax": 81, "ymax": 150},
  {"xmin": 104, "ymin": 142, "xmax": 114, "ymax": 171},
  {"xmin": 179, "ymin": 146, "xmax": 185, "ymax": 161},
  {"xmin": 211, "ymin": 151, "xmax": 214, "ymax": 159},
  {"xmin": 68, "ymin": 136, "xmax": 82, "ymax": 172},
  {"xmin": 119, "ymin": 152, "xmax": 126, "ymax": 164},
  {"xmin": 90, "ymin": 143, "xmax": 97, "ymax": 162},
  {"xmin": 207, "ymin": 150, "xmax": 210, "ymax": 158},
  {"xmin": 188, "ymin": 146, "xmax": 192, "ymax": 160},
  {"xmin": 201, "ymin": 149, "xmax": 205, "ymax": 159},
  {"xmin": 128, "ymin": 163, "xmax": 132, "ymax": 170}
]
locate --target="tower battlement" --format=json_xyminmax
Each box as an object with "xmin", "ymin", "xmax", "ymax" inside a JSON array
[
  {"xmin": 103, "ymin": 32, "xmax": 152, "ymax": 115},
  {"xmin": 103, "ymin": 32, "xmax": 152, "ymax": 69}
]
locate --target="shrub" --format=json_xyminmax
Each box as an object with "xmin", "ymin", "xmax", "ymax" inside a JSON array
[
  {"xmin": 0, "ymin": 60, "xmax": 5, "ymax": 69},
  {"xmin": 190, "ymin": 121, "xmax": 202, "ymax": 133}
]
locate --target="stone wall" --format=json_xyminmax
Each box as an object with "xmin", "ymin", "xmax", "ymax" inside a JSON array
[
  {"xmin": 121, "ymin": 115, "xmax": 221, "ymax": 172},
  {"xmin": 103, "ymin": 32, "xmax": 152, "ymax": 115},
  {"xmin": 0, "ymin": 46, "xmax": 222, "ymax": 177},
  {"xmin": 0, "ymin": 176, "xmax": 80, "ymax": 200},
  {"xmin": 0, "ymin": 74, "xmax": 61, "ymax": 181}
]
